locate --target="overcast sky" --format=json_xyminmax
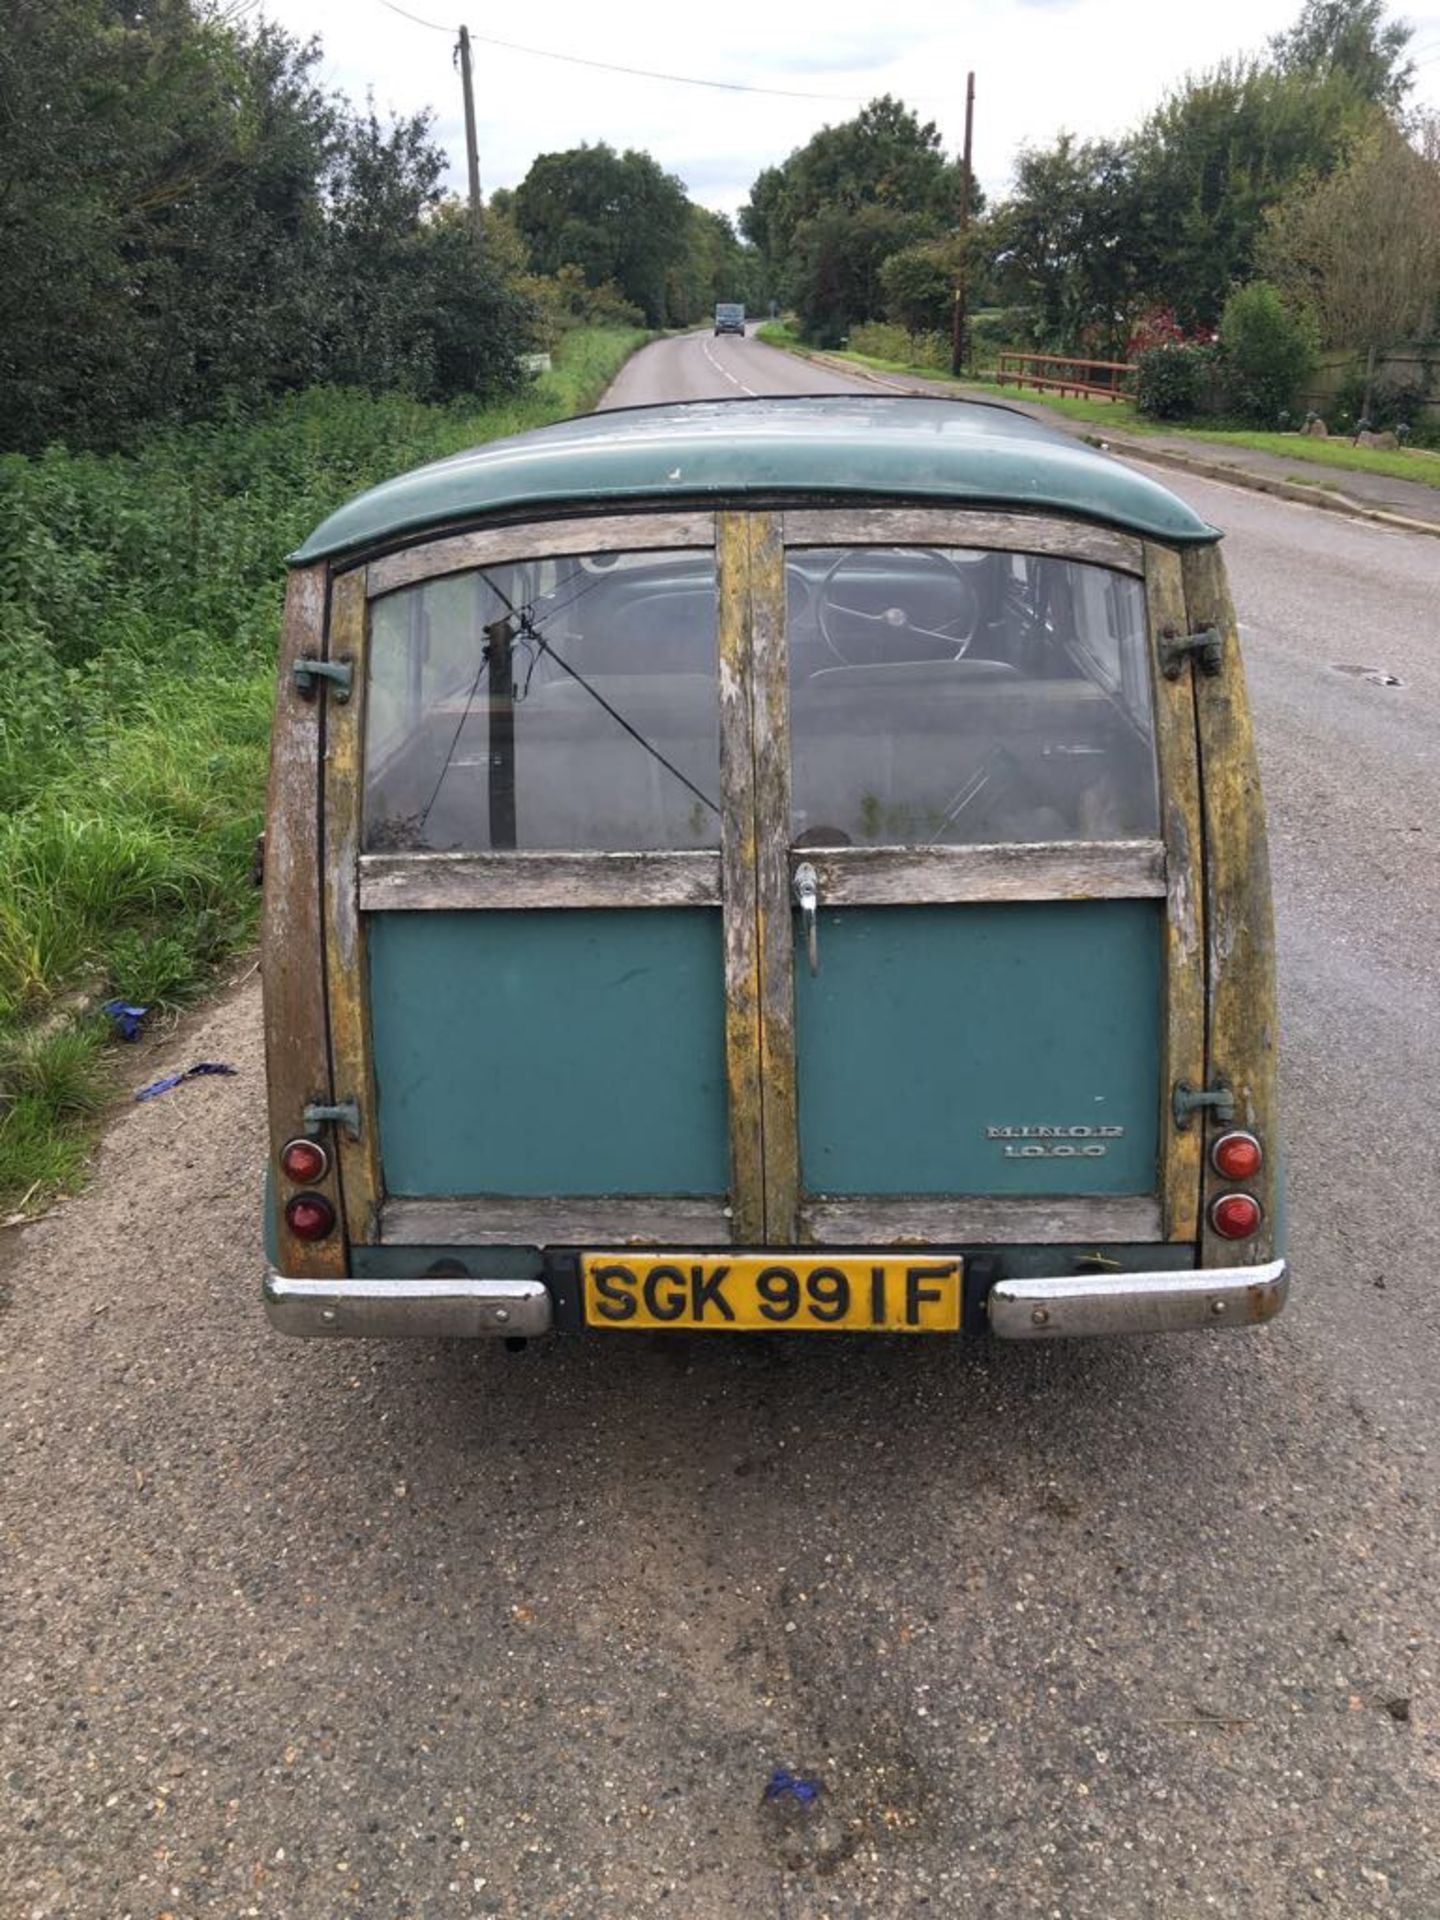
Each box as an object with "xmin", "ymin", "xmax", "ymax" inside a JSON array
[{"xmin": 254, "ymin": 0, "xmax": 1440, "ymax": 223}]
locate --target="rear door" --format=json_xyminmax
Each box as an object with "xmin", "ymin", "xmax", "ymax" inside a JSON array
[
  {"xmin": 325, "ymin": 511, "xmax": 766, "ymax": 1252},
  {"xmin": 755, "ymin": 508, "xmax": 1204, "ymax": 1250},
  {"xmin": 319, "ymin": 505, "xmax": 1203, "ymax": 1261}
]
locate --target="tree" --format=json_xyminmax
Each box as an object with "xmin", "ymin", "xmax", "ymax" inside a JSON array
[
  {"xmin": 664, "ymin": 207, "xmax": 754, "ymax": 326},
  {"xmin": 989, "ymin": 135, "xmax": 1146, "ymax": 352},
  {"xmin": 881, "ymin": 240, "xmax": 964, "ymax": 336},
  {"xmin": 1260, "ymin": 113, "xmax": 1440, "ymax": 363},
  {"xmin": 512, "ymin": 144, "xmax": 692, "ymax": 325},
  {"xmin": 1270, "ymin": 0, "xmax": 1415, "ymax": 107},
  {"xmin": 790, "ymin": 205, "xmax": 933, "ymax": 344},
  {"xmin": 739, "ymin": 96, "xmax": 970, "ymax": 339},
  {"xmin": 0, "ymin": 1, "xmax": 339, "ymax": 446},
  {"xmin": 1217, "ymin": 280, "xmax": 1318, "ymax": 421},
  {"xmin": 0, "ymin": 0, "xmax": 537, "ymax": 451},
  {"xmin": 1129, "ymin": 61, "xmax": 1366, "ymax": 328}
]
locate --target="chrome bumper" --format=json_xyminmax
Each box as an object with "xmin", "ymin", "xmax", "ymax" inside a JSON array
[
  {"xmin": 987, "ymin": 1258, "xmax": 1288, "ymax": 1339},
  {"xmin": 264, "ymin": 1273, "xmax": 552, "ymax": 1339},
  {"xmin": 266, "ymin": 1258, "xmax": 1287, "ymax": 1342}
]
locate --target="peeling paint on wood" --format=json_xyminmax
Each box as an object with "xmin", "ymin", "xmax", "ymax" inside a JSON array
[
  {"xmin": 717, "ymin": 513, "xmax": 765, "ymax": 1243},
  {"xmin": 383, "ymin": 1196, "xmax": 732, "ymax": 1247},
  {"xmin": 748, "ymin": 512, "xmax": 800, "ymax": 1243},
  {"xmin": 801, "ymin": 840, "xmax": 1166, "ymax": 905},
  {"xmin": 366, "ymin": 511, "xmax": 716, "ymax": 598},
  {"xmin": 262, "ymin": 563, "xmax": 346, "ymax": 1277},
  {"xmin": 1146, "ymin": 544, "xmax": 1206, "ymax": 1244},
  {"xmin": 801, "ymin": 1195, "xmax": 1163, "ymax": 1246},
  {"xmin": 782, "ymin": 507, "xmax": 1144, "ymax": 575},
  {"xmin": 322, "ymin": 567, "xmax": 383, "ymax": 1246},
  {"xmin": 359, "ymin": 850, "xmax": 722, "ymax": 911},
  {"xmin": 1184, "ymin": 544, "xmax": 1278, "ymax": 1270}
]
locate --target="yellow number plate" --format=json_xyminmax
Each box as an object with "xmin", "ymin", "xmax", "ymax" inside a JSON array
[{"xmin": 582, "ymin": 1254, "xmax": 962, "ymax": 1333}]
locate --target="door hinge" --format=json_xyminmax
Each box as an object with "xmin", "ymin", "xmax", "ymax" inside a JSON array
[
  {"xmin": 292, "ymin": 656, "xmax": 353, "ymax": 701},
  {"xmin": 303, "ymin": 1098, "xmax": 362, "ymax": 1139},
  {"xmin": 1159, "ymin": 625, "xmax": 1223, "ymax": 680},
  {"xmin": 1172, "ymin": 1078, "xmax": 1235, "ymax": 1130}
]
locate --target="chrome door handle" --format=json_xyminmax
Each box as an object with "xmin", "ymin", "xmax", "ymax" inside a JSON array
[{"xmin": 793, "ymin": 862, "xmax": 820, "ymax": 977}]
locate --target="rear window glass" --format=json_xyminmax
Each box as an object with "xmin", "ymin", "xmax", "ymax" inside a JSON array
[
  {"xmin": 364, "ymin": 550, "xmax": 720, "ymax": 853},
  {"xmin": 786, "ymin": 547, "xmax": 1157, "ymax": 847}
]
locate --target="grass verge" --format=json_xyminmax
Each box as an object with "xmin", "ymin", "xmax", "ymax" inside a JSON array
[
  {"xmin": 758, "ymin": 324, "xmax": 1440, "ymax": 490},
  {"xmin": 0, "ymin": 326, "xmax": 650, "ymax": 1210}
]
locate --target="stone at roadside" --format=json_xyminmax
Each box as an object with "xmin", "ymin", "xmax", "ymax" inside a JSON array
[
  {"xmin": 1302, "ymin": 415, "xmax": 1329, "ymax": 437},
  {"xmin": 1356, "ymin": 429, "xmax": 1399, "ymax": 450}
]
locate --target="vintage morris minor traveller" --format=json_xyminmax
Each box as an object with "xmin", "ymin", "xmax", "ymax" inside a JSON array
[{"xmin": 262, "ymin": 395, "xmax": 1285, "ymax": 1342}]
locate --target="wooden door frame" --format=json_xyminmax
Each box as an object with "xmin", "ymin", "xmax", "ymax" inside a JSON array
[
  {"xmin": 747, "ymin": 508, "xmax": 1196, "ymax": 1249},
  {"xmin": 317, "ymin": 509, "xmax": 766, "ymax": 1250}
]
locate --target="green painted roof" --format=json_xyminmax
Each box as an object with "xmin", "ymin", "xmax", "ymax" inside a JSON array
[{"xmin": 289, "ymin": 395, "xmax": 1220, "ymax": 564}]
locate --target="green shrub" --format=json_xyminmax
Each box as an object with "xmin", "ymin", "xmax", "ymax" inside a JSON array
[
  {"xmin": 0, "ymin": 326, "xmax": 648, "ymax": 1207},
  {"xmin": 848, "ymin": 323, "xmax": 950, "ymax": 369},
  {"xmin": 880, "ymin": 241, "xmax": 959, "ymax": 336},
  {"xmin": 1219, "ymin": 282, "xmax": 1318, "ymax": 425},
  {"xmin": 1134, "ymin": 343, "xmax": 1210, "ymax": 420},
  {"xmin": 1331, "ymin": 362, "xmax": 1433, "ymax": 432},
  {"xmin": 968, "ymin": 309, "xmax": 1029, "ymax": 359}
]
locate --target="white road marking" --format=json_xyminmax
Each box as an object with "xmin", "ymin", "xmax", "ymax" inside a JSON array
[{"xmin": 701, "ymin": 334, "xmax": 758, "ymax": 397}]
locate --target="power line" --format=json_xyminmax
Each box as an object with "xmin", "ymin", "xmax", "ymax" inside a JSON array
[
  {"xmin": 375, "ymin": 0, "xmax": 883, "ymax": 101},
  {"xmin": 377, "ymin": 0, "xmax": 453, "ymax": 33}
]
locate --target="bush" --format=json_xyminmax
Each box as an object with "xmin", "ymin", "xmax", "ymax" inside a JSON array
[
  {"xmin": 520, "ymin": 266, "xmax": 646, "ymax": 350},
  {"xmin": 0, "ymin": 326, "xmax": 649, "ymax": 1206},
  {"xmin": 1219, "ymin": 282, "xmax": 1318, "ymax": 425},
  {"xmin": 968, "ymin": 309, "xmax": 1029, "ymax": 358},
  {"xmin": 1331, "ymin": 362, "xmax": 1433, "ymax": 432},
  {"xmin": 1134, "ymin": 343, "xmax": 1211, "ymax": 420},
  {"xmin": 880, "ymin": 241, "xmax": 959, "ymax": 336},
  {"xmin": 848, "ymin": 323, "xmax": 950, "ymax": 369}
]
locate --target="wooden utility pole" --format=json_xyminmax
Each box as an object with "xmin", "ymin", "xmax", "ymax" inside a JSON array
[
  {"xmin": 950, "ymin": 71, "xmax": 975, "ymax": 376},
  {"xmin": 457, "ymin": 26, "xmax": 484, "ymax": 253}
]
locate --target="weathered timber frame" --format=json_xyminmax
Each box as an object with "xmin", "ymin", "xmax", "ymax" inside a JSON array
[
  {"xmin": 277, "ymin": 502, "xmax": 1211, "ymax": 1257},
  {"xmin": 1183, "ymin": 545, "xmax": 1278, "ymax": 1270},
  {"xmin": 742, "ymin": 508, "xmax": 1187, "ymax": 1249},
  {"xmin": 262, "ymin": 562, "xmax": 347, "ymax": 1278},
  {"xmin": 1145, "ymin": 543, "xmax": 1207, "ymax": 1243}
]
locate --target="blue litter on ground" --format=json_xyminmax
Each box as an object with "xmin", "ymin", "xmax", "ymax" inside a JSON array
[
  {"xmin": 135, "ymin": 1062, "xmax": 238, "ymax": 1102},
  {"xmin": 763, "ymin": 1768, "xmax": 822, "ymax": 1806},
  {"xmin": 103, "ymin": 1000, "xmax": 149, "ymax": 1042}
]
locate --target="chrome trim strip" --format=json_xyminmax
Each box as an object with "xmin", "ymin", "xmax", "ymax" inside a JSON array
[
  {"xmin": 988, "ymin": 1258, "xmax": 1288, "ymax": 1339},
  {"xmin": 264, "ymin": 1273, "xmax": 552, "ymax": 1339}
]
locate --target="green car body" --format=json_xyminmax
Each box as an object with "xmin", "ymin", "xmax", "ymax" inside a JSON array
[{"xmin": 263, "ymin": 396, "xmax": 1284, "ymax": 1345}]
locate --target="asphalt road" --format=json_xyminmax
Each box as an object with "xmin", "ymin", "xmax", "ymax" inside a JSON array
[{"xmin": 4, "ymin": 330, "xmax": 1438, "ymax": 1920}]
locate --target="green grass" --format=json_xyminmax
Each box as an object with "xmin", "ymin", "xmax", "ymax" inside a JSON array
[
  {"xmin": 0, "ymin": 325, "xmax": 650, "ymax": 1209},
  {"xmin": 1174, "ymin": 427, "xmax": 1440, "ymax": 488},
  {"xmin": 759, "ymin": 324, "xmax": 1440, "ymax": 490}
]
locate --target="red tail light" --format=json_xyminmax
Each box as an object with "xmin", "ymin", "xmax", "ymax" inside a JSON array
[
  {"xmin": 1210, "ymin": 1192, "xmax": 1261, "ymax": 1240},
  {"xmin": 285, "ymin": 1192, "xmax": 336, "ymax": 1242},
  {"xmin": 280, "ymin": 1137, "xmax": 329, "ymax": 1184},
  {"xmin": 1211, "ymin": 1131, "xmax": 1262, "ymax": 1181}
]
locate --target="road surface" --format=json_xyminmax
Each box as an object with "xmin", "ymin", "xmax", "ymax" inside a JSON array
[{"xmin": 4, "ymin": 329, "xmax": 1438, "ymax": 1920}]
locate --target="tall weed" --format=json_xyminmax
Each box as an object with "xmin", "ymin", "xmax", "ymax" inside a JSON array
[{"xmin": 0, "ymin": 327, "xmax": 648, "ymax": 1205}]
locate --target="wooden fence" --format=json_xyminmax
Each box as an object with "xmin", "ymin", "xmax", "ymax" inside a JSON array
[{"xmin": 995, "ymin": 351, "xmax": 1135, "ymax": 402}]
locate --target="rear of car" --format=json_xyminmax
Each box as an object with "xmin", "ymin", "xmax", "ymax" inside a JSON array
[{"xmin": 262, "ymin": 397, "xmax": 1284, "ymax": 1345}]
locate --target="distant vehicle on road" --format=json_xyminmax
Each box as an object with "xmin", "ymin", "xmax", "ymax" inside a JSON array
[
  {"xmin": 263, "ymin": 395, "xmax": 1285, "ymax": 1347},
  {"xmin": 713, "ymin": 302, "xmax": 745, "ymax": 336}
]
